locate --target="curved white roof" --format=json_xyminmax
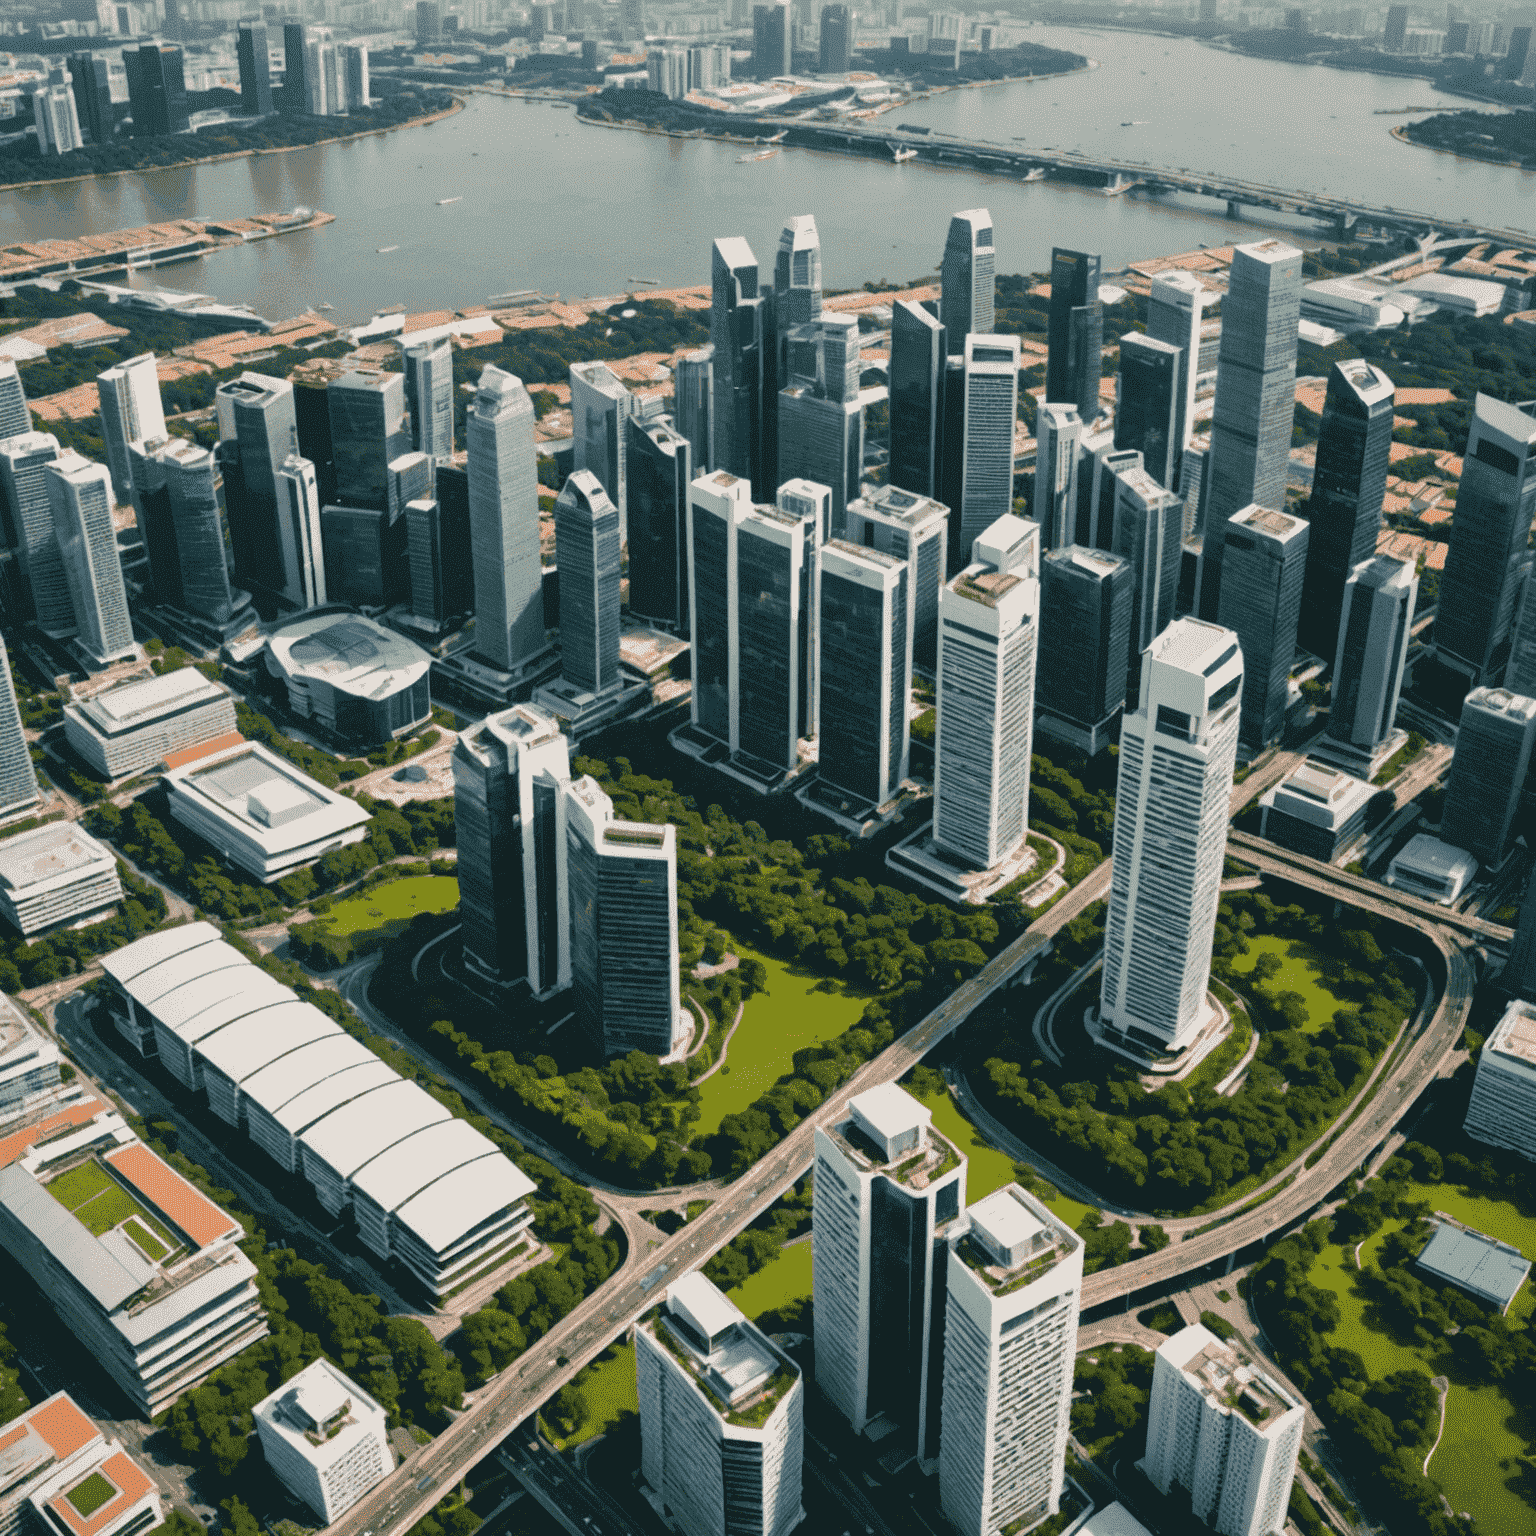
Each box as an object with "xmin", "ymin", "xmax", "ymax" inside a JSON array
[
  {"xmin": 393, "ymin": 1154, "xmax": 537, "ymax": 1254},
  {"xmin": 240, "ymin": 1033, "xmax": 380, "ymax": 1117},
  {"xmin": 267, "ymin": 612, "xmax": 431, "ymax": 702},
  {"xmin": 270, "ymin": 1059, "xmax": 398, "ymax": 1137},
  {"xmin": 99, "ymin": 921, "xmax": 222, "ymax": 985},
  {"xmin": 350, "ymin": 1117, "xmax": 504, "ymax": 1213},
  {"xmin": 298, "ymin": 1079, "xmax": 450, "ymax": 1180},
  {"xmin": 165, "ymin": 975, "xmax": 297, "ymax": 1047},
  {"xmin": 119, "ymin": 940, "xmax": 250, "ymax": 1007},
  {"xmin": 153, "ymin": 965, "xmax": 284, "ymax": 1033},
  {"xmin": 195, "ymin": 1001, "xmax": 341, "ymax": 1084}
]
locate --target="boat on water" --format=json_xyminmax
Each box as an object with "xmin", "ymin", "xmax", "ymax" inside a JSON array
[
  {"xmin": 737, "ymin": 147, "xmax": 778, "ymax": 163},
  {"xmin": 377, "ymin": 245, "xmax": 399, "ymax": 253},
  {"xmin": 1121, "ymin": 120, "xmax": 1149, "ymax": 126},
  {"xmin": 891, "ymin": 146, "xmax": 917, "ymax": 162},
  {"xmin": 437, "ymin": 196, "xmax": 462, "ymax": 205},
  {"xmin": 1023, "ymin": 167, "xmax": 1046, "ymax": 181},
  {"xmin": 315, "ymin": 302, "xmax": 334, "ymax": 311}
]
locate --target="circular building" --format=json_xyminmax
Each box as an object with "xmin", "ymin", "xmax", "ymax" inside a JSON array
[{"xmin": 266, "ymin": 611, "xmax": 431, "ymax": 750}]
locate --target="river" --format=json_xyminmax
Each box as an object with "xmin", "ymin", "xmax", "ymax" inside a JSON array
[{"xmin": 2, "ymin": 25, "xmax": 1531, "ymax": 325}]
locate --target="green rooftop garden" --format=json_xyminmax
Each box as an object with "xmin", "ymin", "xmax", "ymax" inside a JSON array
[{"xmin": 64, "ymin": 1473, "xmax": 116, "ymax": 1518}]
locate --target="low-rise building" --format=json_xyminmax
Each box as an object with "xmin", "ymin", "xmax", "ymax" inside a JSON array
[
  {"xmin": 0, "ymin": 822, "xmax": 121, "ymax": 936},
  {"xmin": 253, "ymin": 1359, "xmax": 392, "ymax": 1523},
  {"xmin": 1415, "ymin": 1218, "xmax": 1531, "ymax": 1314},
  {"xmin": 1465, "ymin": 997, "xmax": 1536, "ymax": 1162},
  {"xmin": 164, "ymin": 740, "xmax": 372, "ymax": 883},
  {"xmin": 63, "ymin": 669, "xmax": 239, "ymax": 779},
  {"xmin": 0, "ymin": 1392, "xmax": 162, "ymax": 1536},
  {"xmin": 1257, "ymin": 760, "xmax": 1375, "ymax": 863},
  {"xmin": 0, "ymin": 992, "xmax": 65, "ymax": 1133},
  {"xmin": 1385, "ymin": 831, "xmax": 1477, "ymax": 905}
]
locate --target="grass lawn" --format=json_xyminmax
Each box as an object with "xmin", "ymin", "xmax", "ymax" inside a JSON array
[
  {"xmin": 65, "ymin": 1474, "xmax": 116, "ymax": 1517},
  {"xmin": 692, "ymin": 948, "xmax": 865, "ymax": 1137},
  {"xmin": 46, "ymin": 1160, "xmax": 116, "ymax": 1212},
  {"xmin": 1228, "ymin": 935, "xmax": 1349, "ymax": 1035},
  {"xmin": 728, "ymin": 1240, "xmax": 813, "ymax": 1323},
  {"xmin": 122, "ymin": 1217, "xmax": 168, "ymax": 1261},
  {"xmin": 322, "ymin": 875, "xmax": 460, "ymax": 936},
  {"xmin": 45, "ymin": 1160, "xmax": 178, "ymax": 1248},
  {"xmin": 545, "ymin": 1343, "xmax": 637, "ymax": 1449}
]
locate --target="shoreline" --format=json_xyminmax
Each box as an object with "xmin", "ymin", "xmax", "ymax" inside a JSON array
[
  {"xmin": 1389, "ymin": 121, "xmax": 1528, "ymax": 171},
  {"xmin": 0, "ymin": 94, "xmax": 465, "ymax": 196}
]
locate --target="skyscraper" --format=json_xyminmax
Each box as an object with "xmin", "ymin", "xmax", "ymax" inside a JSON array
[
  {"xmin": 0, "ymin": 359, "xmax": 30, "ymax": 443},
  {"xmin": 1327, "ymin": 555, "xmax": 1414, "ymax": 763},
  {"xmin": 388, "ymin": 451, "xmax": 431, "ymax": 526},
  {"xmin": 1384, "ymin": 2, "xmax": 1409, "ymax": 49},
  {"xmin": 564, "ymin": 774, "xmax": 684, "ymax": 1059},
  {"xmin": 47, "ymin": 454, "xmax": 134, "ymax": 668},
  {"xmin": 125, "ymin": 45, "xmax": 189, "ymax": 136},
  {"xmin": 1297, "ymin": 358, "xmax": 1394, "ymax": 656},
  {"xmin": 845, "ymin": 484, "xmax": 947, "ymax": 673},
  {"xmin": 569, "ymin": 362, "xmax": 634, "ymax": 540},
  {"xmin": 401, "ymin": 337, "xmax": 453, "ymax": 464},
  {"xmin": 1100, "ymin": 618, "xmax": 1243, "ymax": 1060},
  {"xmin": 320, "ymin": 506, "xmax": 395, "ymax": 608},
  {"xmin": 711, "ymin": 237, "xmax": 766, "ymax": 496},
  {"xmin": 1038, "ymin": 544, "xmax": 1133, "ymax": 754},
  {"xmin": 735, "ymin": 503, "xmax": 810, "ymax": 770},
  {"xmin": 957, "ymin": 334, "xmax": 1020, "ymax": 561},
  {"xmin": 818, "ymin": 540, "xmax": 911, "ymax": 810},
  {"xmin": 0, "ymin": 433, "xmax": 70, "ymax": 633},
  {"xmin": 453, "ymin": 704, "xmax": 572, "ymax": 994},
  {"xmin": 466, "ymin": 366, "xmax": 545, "ymax": 672},
  {"xmin": 1110, "ymin": 462, "xmax": 1181, "ymax": 669},
  {"xmin": 1436, "ymin": 394, "xmax": 1536, "ymax": 683},
  {"xmin": 328, "ymin": 369, "xmax": 410, "ymax": 512},
  {"xmin": 131, "ymin": 437, "xmax": 244, "ymax": 624},
  {"xmin": 1217, "ymin": 503, "xmax": 1308, "ymax": 750},
  {"xmin": 216, "ymin": 371, "xmax": 297, "ymax": 598},
  {"xmin": 889, "ymin": 299, "xmax": 947, "ymax": 501},
  {"xmin": 236, "ymin": 19, "xmax": 274, "ymax": 115},
  {"xmin": 778, "ymin": 314, "xmax": 862, "ymax": 532},
  {"xmin": 818, "ymin": 3, "xmax": 852, "ymax": 70},
  {"xmin": 415, "ymin": 0, "xmax": 443, "ymax": 47},
  {"xmin": 773, "ymin": 215, "xmax": 822, "ymax": 340},
  {"xmin": 939, "ymin": 1186, "xmax": 1083, "ymax": 1536},
  {"xmin": 777, "ymin": 478, "xmax": 829, "ymax": 741},
  {"xmin": 97, "ymin": 353, "xmax": 166, "ymax": 505},
  {"xmin": 688, "ymin": 470, "xmax": 751, "ymax": 749},
  {"xmin": 751, "ymin": 0, "xmax": 792, "ymax": 75},
  {"xmin": 813, "ymin": 1084, "xmax": 966, "ymax": 1466},
  {"xmin": 1441, "ymin": 687, "xmax": 1536, "ymax": 869},
  {"xmin": 1046, "ymin": 247, "xmax": 1103, "ymax": 422},
  {"xmin": 67, "ymin": 52, "xmax": 114, "ymax": 144},
  {"xmin": 1115, "ymin": 332, "xmax": 1181, "ymax": 489},
  {"xmin": 275, "ymin": 453, "xmax": 326, "ymax": 610},
  {"xmin": 1033, "ymin": 402, "xmax": 1081, "ymax": 551},
  {"xmin": 288, "ymin": 357, "xmax": 345, "ymax": 509},
  {"xmin": 343, "ymin": 44, "xmax": 370, "ymax": 110},
  {"xmin": 674, "ymin": 347, "xmax": 713, "ymax": 475},
  {"xmin": 1198, "ymin": 239, "xmax": 1303, "ymax": 619},
  {"xmin": 1147, "ymin": 269, "xmax": 1208, "ymax": 473},
  {"xmin": 933, "ymin": 515, "xmax": 1039, "ymax": 869},
  {"xmin": 626, "ymin": 418, "xmax": 692, "ymax": 632},
  {"xmin": 637, "ymin": 1273, "xmax": 804, "ymax": 1536},
  {"xmin": 405, "ymin": 496, "xmax": 472, "ymax": 628},
  {"xmin": 939, "ymin": 209, "xmax": 995, "ymax": 345},
  {"xmin": 553, "ymin": 470, "xmax": 622, "ymax": 697},
  {"xmin": 1144, "ymin": 1324, "xmax": 1305, "ymax": 1536},
  {"xmin": 0, "ymin": 635, "xmax": 39, "ymax": 819},
  {"xmin": 1073, "ymin": 423, "xmax": 1120, "ymax": 549},
  {"xmin": 282, "ymin": 21, "xmax": 310, "ymax": 114},
  {"xmin": 32, "ymin": 82, "xmax": 84, "ymax": 156}
]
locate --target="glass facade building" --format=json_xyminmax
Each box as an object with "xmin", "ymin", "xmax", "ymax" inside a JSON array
[
  {"xmin": 626, "ymin": 418, "xmax": 692, "ymax": 633},
  {"xmin": 1038, "ymin": 544, "xmax": 1133, "ymax": 753},
  {"xmin": 890, "ymin": 299, "xmax": 948, "ymax": 502},
  {"xmin": 47, "ymin": 455, "xmax": 134, "ymax": 667},
  {"xmin": 216, "ymin": 371, "xmax": 297, "ymax": 599},
  {"xmin": 939, "ymin": 210, "xmax": 994, "ymax": 347},
  {"xmin": 402, "ymin": 337, "xmax": 454, "ymax": 464},
  {"xmin": 554, "ymin": 470, "xmax": 622, "ymax": 696},
  {"xmin": 1329, "ymin": 555, "xmax": 1415, "ymax": 753},
  {"xmin": 236, "ymin": 20, "xmax": 274, "ymax": 115},
  {"xmin": 1441, "ymin": 687, "xmax": 1536, "ymax": 869},
  {"xmin": 327, "ymin": 369, "xmax": 410, "ymax": 514},
  {"xmin": 1046, "ymin": 247, "xmax": 1102, "ymax": 421},
  {"xmin": 711, "ymin": 237, "xmax": 767, "ymax": 497},
  {"xmin": 957, "ymin": 335, "xmax": 1020, "ymax": 560},
  {"xmin": 846, "ymin": 485, "xmax": 948, "ymax": 675},
  {"xmin": 1115, "ymin": 333, "xmax": 1181, "ymax": 489}
]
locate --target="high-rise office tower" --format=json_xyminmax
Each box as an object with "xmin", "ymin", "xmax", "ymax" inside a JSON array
[
  {"xmin": 845, "ymin": 485, "xmax": 947, "ymax": 674},
  {"xmin": 939, "ymin": 209, "xmax": 995, "ymax": 345},
  {"xmin": 752, "ymin": 0, "xmax": 792, "ymax": 74},
  {"xmin": 416, "ymin": 0, "xmax": 443, "ymax": 46},
  {"xmin": 388, "ymin": 451, "xmax": 431, "ymax": 525},
  {"xmin": 274, "ymin": 453, "xmax": 326, "ymax": 610},
  {"xmin": 889, "ymin": 299, "xmax": 947, "ymax": 500},
  {"xmin": 1328, "ymin": 555, "xmax": 1414, "ymax": 761},
  {"xmin": 554, "ymin": 470, "xmax": 622, "ymax": 697},
  {"xmin": 933, "ymin": 515, "xmax": 1039, "ymax": 870},
  {"xmin": 774, "ymin": 215, "xmax": 822, "ymax": 338},
  {"xmin": 570, "ymin": 362, "xmax": 634, "ymax": 540},
  {"xmin": 401, "ymin": 337, "xmax": 453, "ymax": 464},
  {"xmin": 819, "ymin": 3, "xmax": 852, "ymax": 69},
  {"xmin": 282, "ymin": 21, "xmax": 310, "ymax": 114},
  {"xmin": 1073, "ymin": 423, "xmax": 1119, "ymax": 548},
  {"xmin": 131, "ymin": 437, "xmax": 244, "ymax": 624},
  {"xmin": 0, "ymin": 635, "xmax": 39, "ymax": 820},
  {"xmin": 0, "ymin": 433, "xmax": 70, "ymax": 633},
  {"xmin": 0, "ymin": 359, "xmax": 28, "ymax": 441},
  {"xmin": 564, "ymin": 774, "xmax": 684, "ymax": 1059},
  {"xmin": 125, "ymin": 45, "xmax": 189, "ymax": 136},
  {"xmin": 1116, "ymin": 333, "xmax": 1181, "ymax": 489},
  {"xmin": 1436, "ymin": 394, "xmax": 1536, "ymax": 684},
  {"xmin": 236, "ymin": 19, "xmax": 274, "ymax": 115},
  {"xmin": 1441, "ymin": 686, "xmax": 1536, "ymax": 868},
  {"xmin": 735, "ymin": 503, "xmax": 810, "ymax": 770},
  {"xmin": 1383, "ymin": 2, "xmax": 1408, "ymax": 48},
  {"xmin": 1100, "ymin": 618, "xmax": 1243, "ymax": 1058},
  {"xmin": 1297, "ymin": 359, "xmax": 1394, "ymax": 656},
  {"xmin": 32, "ymin": 82, "xmax": 84, "ymax": 156},
  {"xmin": 216, "ymin": 371, "xmax": 297, "ymax": 598},
  {"xmin": 1501, "ymin": 880, "xmax": 1536, "ymax": 1001},
  {"xmin": 711, "ymin": 238, "xmax": 766, "ymax": 497},
  {"xmin": 626, "ymin": 418, "xmax": 691, "ymax": 632},
  {"xmin": 637, "ymin": 1273, "xmax": 804, "ymax": 1536},
  {"xmin": 406, "ymin": 496, "xmax": 472, "ymax": 627},
  {"xmin": 1033, "ymin": 402, "xmax": 1081, "ymax": 551},
  {"xmin": 67, "ymin": 52, "xmax": 113, "ymax": 144},
  {"xmin": 1147, "ymin": 269, "xmax": 1208, "ymax": 473},
  {"xmin": 1144, "ymin": 1324, "xmax": 1305, "ymax": 1536},
  {"xmin": 778, "ymin": 314, "xmax": 862, "ymax": 532},
  {"xmin": 97, "ymin": 353, "xmax": 166, "ymax": 505},
  {"xmin": 1180, "ymin": 440, "xmax": 1211, "ymax": 540},
  {"xmin": 675, "ymin": 347, "xmax": 713, "ymax": 475},
  {"xmin": 1506, "ymin": 567, "xmax": 1536, "ymax": 696},
  {"xmin": 957, "ymin": 334, "xmax": 1020, "ymax": 562},
  {"xmin": 47, "ymin": 454, "xmax": 134, "ymax": 668},
  {"xmin": 453, "ymin": 704, "xmax": 572, "ymax": 994},
  {"xmin": 467, "ymin": 367, "xmax": 545, "ymax": 672},
  {"xmin": 327, "ymin": 369, "xmax": 409, "ymax": 512},
  {"xmin": 621, "ymin": 0, "xmax": 646, "ymax": 39},
  {"xmin": 939, "ymin": 1186, "xmax": 1083, "ymax": 1536},
  {"xmin": 1038, "ymin": 544, "xmax": 1133, "ymax": 754},
  {"xmin": 688, "ymin": 471, "xmax": 752, "ymax": 749},
  {"xmin": 818, "ymin": 539, "xmax": 911, "ymax": 810},
  {"xmin": 648, "ymin": 48, "xmax": 690, "ymax": 99},
  {"xmin": 813, "ymin": 1084, "xmax": 966, "ymax": 1466},
  {"xmin": 343, "ymin": 44, "xmax": 369, "ymax": 110},
  {"xmin": 321, "ymin": 505, "xmax": 396, "ymax": 607},
  {"xmin": 777, "ymin": 478, "xmax": 829, "ymax": 741},
  {"xmin": 1198, "ymin": 239, "xmax": 1303, "ymax": 619},
  {"xmin": 938, "ymin": 354, "xmax": 966, "ymax": 519},
  {"xmin": 1046, "ymin": 248, "xmax": 1103, "ymax": 422},
  {"xmin": 304, "ymin": 37, "xmax": 336, "ymax": 114},
  {"xmin": 288, "ymin": 357, "xmax": 344, "ymax": 510},
  {"xmin": 1217, "ymin": 504, "xmax": 1308, "ymax": 750},
  {"xmin": 1110, "ymin": 463, "xmax": 1181, "ymax": 668}
]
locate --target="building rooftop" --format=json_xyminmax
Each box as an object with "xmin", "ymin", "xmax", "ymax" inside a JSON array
[
  {"xmin": 1274, "ymin": 759, "xmax": 1372, "ymax": 811},
  {"xmin": 1058, "ymin": 546, "xmax": 1126, "ymax": 579},
  {"xmin": 267, "ymin": 613, "xmax": 431, "ymax": 703},
  {"xmin": 98, "ymin": 921, "xmax": 222, "ymax": 986},
  {"xmin": 391, "ymin": 1154, "xmax": 537, "ymax": 1253},
  {"xmin": 104, "ymin": 1142, "xmax": 240, "ymax": 1249},
  {"xmin": 854, "ymin": 485, "xmax": 947, "ymax": 528},
  {"xmin": 298, "ymin": 1078, "xmax": 451, "ymax": 1181},
  {"xmin": 348, "ymin": 1117, "xmax": 506, "ymax": 1213},
  {"xmin": 0, "ymin": 1392, "xmax": 98, "ymax": 1475},
  {"xmin": 1487, "ymin": 999, "xmax": 1536, "ymax": 1068},
  {"xmin": 1160, "ymin": 1323, "xmax": 1298, "ymax": 1427},
  {"xmin": 1466, "ymin": 687, "xmax": 1536, "ymax": 724},
  {"xmin": 1231, "ymin": 503, "xmax": 1307, "ymax": 540},
  {"xmin": 1392, "ymin": 832, "xmax": 1478, "ymax": 880},
  {"xmin": 239, "ymin": 1033, "xmax": 383, "ymax": 1117},
  {"xmin": 953, "ymin": 567, "xmax": 1023, "ymax": 607},
  {"xmin": 1078, "ymin": 1504, "xmax": 1154, "ymax": 1536},
  {"xmin": 71, "ymin": 669, "xmax": 231, "ymax": 738},
  {"xmin": 652, "ymin": 1274, "xmax": 797, "ymax": 1423},
  {"xmin": 0, "ymin": 824, "xmax": 114, "ymax": 897},
  {"xmin": 849, "ymin": 1082, "xmax": 928, "ymax": 1146},
  {"xmin": 1416, "ymin": 1221, "xmax": 1531, "ymax": 1312},
  {"xmin": 1148, "ymin": 616, "xmax": 1237, "ymax": 676},
  {"xmin": 193, "ymin": 1000, "xmax": 342, "ymax": 1090},
  {"xmin": 43, "ymin": 1447, "xmax": 155, "ymax": 1536},
  {"xmin": 669, "ymin": 1271, "xmax": 739, "ymax": 1346},
  {"xmin": 150, "ymin": 966, "xmax": 291, "ymax": 1039},
  {"xmin": 958, "ymin": 1184, "xmax": 1078, "ymax": 1295},
  {"xmin": 253, "ymin": 1358, "xmax": 387, "ymax": 1465}
]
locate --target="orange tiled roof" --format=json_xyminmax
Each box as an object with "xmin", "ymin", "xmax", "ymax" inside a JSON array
[
  {"xmin": 105, "ymin": 1142, "xmax": 239, "ymax": 1249},
  {"xmin": 46, "ymin": 1450, "xmax": 155, "ymax": 1536},
  {"xmin": 24, "ymin": 1394, "xmax": 99, "ymax": 1461},
  {"xmin": 0, "ymin": 1096, "xmax": 108, "ymax": 1171}
]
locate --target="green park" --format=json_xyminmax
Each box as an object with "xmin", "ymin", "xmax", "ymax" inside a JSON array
[
  {"xmin": 319, "ymin": 875, "xmax": 461, "ymax": 937},
  {"xmin": 1227, "ymin": 934, "xmax": 1351, "ymax": 1035}
]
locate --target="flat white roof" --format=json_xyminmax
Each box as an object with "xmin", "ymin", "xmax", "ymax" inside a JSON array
[
  {"xmin": 267, "ymin": 613, "xmax": 431, "ymax": 702},
  {"xmin": 269, "ymin": 1059, "xmax": 399, "ymax": 1136},
  {"xmin": 350, "ymin": 1117, "xmax": 505, "ymax": 1212},
  {"xmin": 75, "ymin": 668, "xmax": 229, "ymax": 736},
  {"xmin": 0, "ymin": 823, "xmax": 115, "ymax": 895},
  {"xmin": 239, "ymin": 1033, "xmax": 382, "ymax": 1116},
  {"xmin": 969, "ymin": 1187, "xmax": 1046, "ymax": 1256},
  {"xmin": 667, "ymin": 1271, "xmax": 742, "ymax": 1344},
  {"xmin": 1488, "ymin": 999, "xmax": 1536, "ymax": 1068},
  {"xmin": 298, "ymin": 1079, "xmax": 451, "ymax": 1180},
  {"xmin": 392, "ymin": 1153, "xmax": 537, "ymax": 1252},
  {"xmin": 195, "ymin": 1001, "xmax": 341, "ymax": 1085},
  {"xmin": 100, "ymin": 922, "xmax": 222, "ymax": 985},
  {"xmin": 1079, "ymin": 1505, "xmax": 1154, "ymax": 1536},
  {"xmin": 848, "ymin": 1082, "xmax": 929, "ymax": 1144},
  {"xmin": 1390, "ymin": 833, "xmax": 1478, "ymax": 880},
  {"xmin": 1159, "ymin": 1321, "xmax": 1223, "ymax": 1371}
]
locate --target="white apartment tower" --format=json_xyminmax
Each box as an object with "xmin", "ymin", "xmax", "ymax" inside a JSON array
[
  {"xmin": 47, "ymin": 453, "xmax": 135, "ymax": 668},
  {"xmin": 959, "ymin": 334, "xmax": 1022, "ymax": 558},
  {"xmin": 933, "ymin": 515, "xmax": 1040, "ymax": 871},
  {"xmin": 1100, "ymin": 618, "xmax": 1243, "ymax": 1059},
  {"xmin": 812, "ymin": 1083, "xmax": 966, "ymax": 1467},
  {"xmin": 1143, "ymin": 1323, "xmax": 1305, "ymax": 1536},
  {"xmin": 275, "ymin": 453, "xmax": 327, "ymax": 609},
  {"xmin": 939, "ymin": 1185, "xmax": 1084, "ymax": 1536},
  {"xmin": 1464, "ymin": 998, "xmax": 1536, "ymax": 1161},
  {"xmin": 637, "ymin": 1272, "xmax": 804, "ymax": 1536},
  {"xmin": 97, "ymin": 353, "xmax": 166, "ymax": 506}
]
